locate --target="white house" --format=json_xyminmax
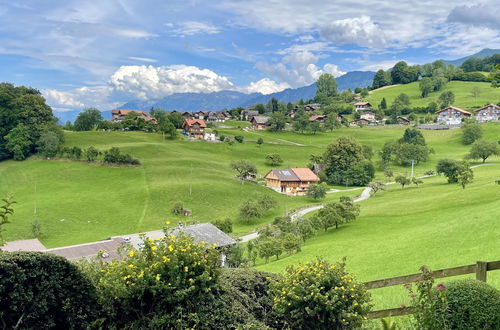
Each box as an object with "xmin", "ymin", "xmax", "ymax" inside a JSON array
[
  {"xmin": 354, "ymin": 102, "xmax": 372, "ymax": 111},
  {"xmin": 360, "ymin": 112, "xmax": 376, "ymax": 122},
  {"xmin": 435, "ymin": 106, "xmax": 472, "ymax": 125},
  {"xmin": 475, "ymin": 104, "xmax": 500, "ymax": 123}
]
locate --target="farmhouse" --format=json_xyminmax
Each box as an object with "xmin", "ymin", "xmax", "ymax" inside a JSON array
[
  {"xmin": 304, "ymin": 103, "xmax": 321, "ymax": 112},
  {"xmin": 354, "ymin": 102, "xmax": 372, "ymax": 111},
  {"xmin": 111, "ymin": 109, "xmax": 155, "ymax": 123},
  {"xmin": 182, "ymin": 119, "xmax": 206, "ymax": 139},
  {"xmin": 397, "ymin": 116, "xmax": 411, "ymax": 125},
  {"xmin": 264, "ymin": 168, "xmax": 320, "ymax": 196},
  {"xmin": 251, "ymin": 116, "xmax": 269, "ymax": 130},
  {"xmin": 309, "ymin": 114, "xmax": 326, "ymax": 122},
  {"xmin": 241, "ymin": 109, "xmax": 259, "ymax": 121},
  {"xmin": 360, "ymin": 112, "xmax": 376, "ymax": 122},
  {"xmin": 475, "ymin": 104, "xmax": 500, "ymax": 123},
  {"xmin": 436, "ymin": 106, "xmax": 472, "ymax": 125}
]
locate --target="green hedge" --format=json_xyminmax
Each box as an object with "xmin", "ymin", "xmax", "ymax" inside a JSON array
[{"xmin": 0, "ymin": 252, "xmax": 99, "ymax": 329}]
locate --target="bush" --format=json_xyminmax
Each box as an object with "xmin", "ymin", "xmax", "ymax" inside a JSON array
[
  {"xmin": 442, "ymin": 279, "xmax": 500, "ymax": 329},
  {"xmin": 265, "ymin": 153, "xmax": 283, "ymax": 166},
  {"xmin": 270, "ymin": 258, "xmax": 371, "ymax": 329},
  {"xmin": 234, "ymin": 135, "xmax": 244, "ymax": 143},
  {"xmin": 0, "ymin": 252, "xmax": 99, "ymax": 329},
  {"xmin": 213, "ymin": 218, "xmax": 233, "ymax": 233},
  {"xmin": 103, "ymin": 147, "xmax": 140, "ymax": 165}
]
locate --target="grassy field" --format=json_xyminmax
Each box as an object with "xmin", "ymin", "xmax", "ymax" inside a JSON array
[
  {"xmin": 367, "ymin": 81, "xmax": 500, "ymax": 111},
  {"xmin": 0, "ymin": 122, "xmax": 498, "ymax": 258},
  {"xmin": 255, "ymin": 164, "xmax": 500, "ymax": 310}
]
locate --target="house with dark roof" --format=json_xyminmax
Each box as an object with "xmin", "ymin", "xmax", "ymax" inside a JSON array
[
  {"xmin": 111, "ymin": 109, "xmax": 155, "ymax": 123},
  {"xmin": 241, "ymin": 109, "xmax": 259, "ymax": 121},
  {"xmin": 45, "ymin": 237, "xmax": 125, "ymax": 260},
  {"xmin": 251, "ymin": 116, "xmax": 269, "ymax": 130},
  {"xmin": 475, "ymin": 104, "xmax": 500, "ymax": 123},
  {"xmin": 172, "ymin": 223, "xmax": 236, "ymax": 248},
  {"xmin": 264, "ymin": 168, "xmax": 320, "ymax": 195},
  {"xmin": 436, "ymin": 106, "xmax": 472, "ymax": 125},
  {"xmin": 309, "ymin": 114, "xmax": 326, "ymax": 122},
  {"xmin": 354, "ymin": 102, "xmax": 372, "ymax": 111},
  {"xmin": 182, "ymin": 119, "xmax": 206, "ymax": 139}
]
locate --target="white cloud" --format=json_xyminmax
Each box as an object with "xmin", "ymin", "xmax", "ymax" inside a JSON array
[
  {"xmin": 43, "ymin": 89, "xmax": 84, "ymax": 108},
  {"xmin": 241, "ymin": 78, "xmax": 290, "ymax": 94},
  {"xmin": 109, "ymin": 65, "xmax": 234, "ymax": 100},
  {"xmin": 447, "ymin": 3, "xmax": 500, "ymax": 30},
  {"xmin": 169, "ymin": 21, "xmax": 221, "ymax": 36},
  {"xmin": 43, "ymin": 85, "xmax": 115, "ymax": 110},
  {"xmin": 320, "ymin": 16, "xmax": 386, "ymax": 48},
  {"xmin": 128, "ymin": 56, "xmax": 158, "ymax": 63}
]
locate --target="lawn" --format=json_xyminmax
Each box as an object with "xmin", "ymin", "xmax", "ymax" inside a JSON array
[
  {"xmin": 255, "ymin": 164, "xmax": 500, "ymax": 310},
  {"xmin": 366, "ymin": 81, "xmax": 500, "ymax": 111},
  {"xmin": 0, "ymin": 122, "xmax": 498, "ymax": 253}
]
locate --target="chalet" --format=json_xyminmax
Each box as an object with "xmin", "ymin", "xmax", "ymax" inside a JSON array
[
  {"xmin": 304, "ymin": 103, "xmax": 322, "ymax": 112},
  {"xmin": 251, "ymin": 116, "xmax": 269, "ymax": 130},
  {"xmin": 182, "ymin": 111, "xmax": 194, "ymax": 119},
  {"xmin": 182, "ymin": 119, "xmax": 206, "ymax": 139},
  {"xmin": 436, "ymin": 106, "xmax": 472, "ymax": 125},
  {"xmin": 360, "ymin": 112, "xmax": 376, "ymax": 122},
  {"xmin": 241, "ymin": 109, "xmax": 259, "ymax": 121},
  {"xmin": 265, "ymin": 168, "xmax": 320, "ymax": 196},
  {"xmin": 397, "ymin": 116, "xmax": 411, "ymax": 125},
  {"xmin": 354, "ymin": 102, "xmax": 372, "ymax": 111},
  {"xmin": 350, "ymin": 118, "xmax": 371, "ymax": 127},
  {"xmin": 194, "ymin": 111, "xmax": 209, "ymax": 120},
  {"xmin": 207, "ymin": 111, "xmax": 218, "ymax": 122},
  {"xmin": 111, "ymin": 109, "xmax": 155, "ymax": 123},
  {"xmin": 309, "ymin": 114, "xmax": 326, "ymax": 122},
  {"xmin": 475, "ymin": 104, "xmax": 500, "ymax": 123}
]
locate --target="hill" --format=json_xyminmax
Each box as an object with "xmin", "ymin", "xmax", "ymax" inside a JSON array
[
  {"xmin": 367, "ymin": 81, "xmax": 500, "ymax": 110},
  {"xmin": 442, "ymin": 48, "xmax": 500, "ymax": 67}
]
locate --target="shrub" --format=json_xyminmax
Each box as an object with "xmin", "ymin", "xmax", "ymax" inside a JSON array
[
  {"xmin": 171, "ymin": 202, "xmax": 184, "ymax": 215},
  {"xmin": 461, "ymin": 121, "xmax": 482, "ymax": 145},
  {"xmin": 270, "ymin": 258, "xmax": 371, "ymax": 329},
  {"xmin": 0, "ymin": 252, "xmax": 99, "ymax": 329},
  {"xmin": 442, "ymin": 279, "xmax": 500, "ymax": 329},
  {"xmin": 265, "ymin": 153, "xmax": 283, "ymax": 166},
  {"xmin": 103, "ymin": 147, "xmax": 140, "ymax": 165},
  {"xmin": 234, "ymin": 135, "xmax": 244, "ymax": 143},
  {"xmin": 307, "ymin": 182, "xmax": 327, "ymax": 200},
  {"xmin": 213, "ymin": 218, "xmax": 233, "ymax": 233}
]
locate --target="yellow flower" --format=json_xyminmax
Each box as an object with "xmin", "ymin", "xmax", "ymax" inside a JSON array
[
  {"xmin": 165, "ymin": 220, "xmax": 171, "ymax": 225},
  {"xmin": 170, "ymin": 234, "xmax": 175, "ymax": 239},
  {"xmin": 168, "ymin": 245, "xmax": 174, "ymax": 252},
  {"xmin": 155, "ymin": 274, "xmax": 161, "ymax": 281},
  {"xmin": 128, "ymin": 250, "xmax": 135, "ymax": 257},
  {"xmin": 162, "ymin": 256, "xmax": 170, "ymax": 262},
  {"xmin": 128, "ymin": 264, "xmax": 136, "ymax": 268},
  {"xmin": 138, "ymin": 271, "xmax": 144, "ymax": 278},
  {"xmin": 151, "ymin": 245, "xmax": 157, "ymax": 251},
  {"xmin": 184, "ymin": 266, "xmax": 189, "ymax": 272}
]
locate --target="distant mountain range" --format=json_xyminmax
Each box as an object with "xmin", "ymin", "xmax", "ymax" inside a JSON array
[
  {"xmin": 119, "ymin": 70, "xmax": 376, "ymax": 112},
  {"xmin": 53, "ymin": 48, "xmax": 500, "ymax": 123}
]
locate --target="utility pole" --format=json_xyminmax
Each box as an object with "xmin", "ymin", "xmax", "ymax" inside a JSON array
[
  {"xmin": 411, "ymin": 160, "xmax": 415, "ymax": 178},
  {"xmin": 189, "ymin": 163, "xmax": 193, "ymax": 196}
]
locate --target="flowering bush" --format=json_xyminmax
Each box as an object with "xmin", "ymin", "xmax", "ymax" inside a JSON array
[
  {"xmin": 270, "ymin": 258, "xmax": 371, "ymax": 329},
  {"xmin": 79, "ymin": 227, "xmax": 221, "ymax": 328}
]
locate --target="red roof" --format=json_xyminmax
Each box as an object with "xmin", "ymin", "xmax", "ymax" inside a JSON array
[
  {"xmin": 183, "ymin": 119, "xmax": 207, "ymax": 128},
  {"xmin": 435, "ymin": 106, "xmax": 472, "ymax": 115},
  {"xmin": 474, "ymin": 104, "xmax": 500, "ymax": 113},
  {"xmin": 111, "ymin": 109, "xmax": 156, "ymax": 121},
  {"xmin": 291, "ymin": 168, "xmax": 320, "ymax": 182}
]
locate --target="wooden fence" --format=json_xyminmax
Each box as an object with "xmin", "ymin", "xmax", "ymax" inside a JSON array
[{"xmin": 365, "ymin": 260, "xmax": 500, "ymax": 319}]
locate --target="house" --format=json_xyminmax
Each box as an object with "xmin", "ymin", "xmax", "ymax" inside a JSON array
[
  {"xmin": 436, "ymin": 106, "xmax": 472, "ymax": 125},
  {"xmin": 475, "ymin": 104, "xmax": 500, "ymax": 123},
  {"xmin": 111, "ymin": 109, "xmax": 155, "ymax": 123},
  {"xmin": 207, "ymin": 111, "xmax": 218, "ymax": 122},
  {"xmin": 182, "ymin": 119, "xmax": 206, "ymax": 139},
  {"xmin": 194, "ymin": 111, "xmax": 209, "ymax": 120},
  {"xmin": 46, "ymin": 237, "xmax": 125, "ymax": 260},
  {"xmin": 309, "ymin": 115, "xmax": 326, "ymax": 122},
  {"xmin": 241, "ymin": 109, "xmax": 259, "ymax": 121},
  {"xmin": 251, "ymin": 116, "xmax": 269, "ymax": 130},
  {"xmin": 397, "ymin": 116, "xmax": 411, "ymax": 125},
  {"xmin": 304, "ymin": 103, "xmax": 322, "ymax": 112},
  {"xmin": 354, "ymin": 102, "xmax": 372, "ymax": 111},
  {"xmin": 264, "ymin": 168, "xmax": 320, "ymax": 196},
  {"xmin": 182, "ymin": 111, "xmax": 194, "ymax": 119},
  {"xmin": 360, "ymin": 112, "xmax": 376, "ymax": 122},
  {"xmin": 350, "ymin": 118, "xmax": 371, "ymax": 127}
]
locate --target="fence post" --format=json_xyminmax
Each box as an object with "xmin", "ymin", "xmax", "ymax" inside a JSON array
[{"xmin": 476, "ymin": 261, "xmax": 488, "ymax": 282}]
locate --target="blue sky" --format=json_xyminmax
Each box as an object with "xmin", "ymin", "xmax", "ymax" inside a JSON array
[{"xmin": 0, "ymin": 0, "xmax": 499, "ymax": 111}]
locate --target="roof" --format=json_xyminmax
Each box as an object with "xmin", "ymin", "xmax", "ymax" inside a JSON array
[
  {"xmin": 474, "ymin": 104, "xmax": 500, "ymax": 113},
  {"xmin": 436, "ymin": 106, "xmax": 472, "ymax": 115},
  {"xmin": 45, "ymin": 237, "xmax": 124, "ymax": 260},
  {"xmin": 183, "ymin": 119, "xmax": 207, "ymax": 128},
  {"xmin": 244, "ymin": 110, "xmax": 259, "ymax": 116},
  {"xmin": 1, "ymin": 239, "xmax": 46, "ymax": 252},
  {"xmin": 265, "ymin": 168, "xmax": 319, "ymax": 182},
  {"xmin": 252, "ymin": 116, "xmax": 269, "ymax": 124},
  {"xmin": 291, "ymin": 168, "xmax": 320, "ymax": 182},
  {"xmin": 354, "ymin": 102, "xmax": 372, "ymax": 106},
  {"xmin": 397, "ymin": 116, "xmax": 410, "ymax": 122},
  {"xmin": 172, "ymin": 223, "xmax": 236, "ymax": 248},
  {"xmin": 309, "ymin": 115, "xmax": 326, "ymax": 121}
]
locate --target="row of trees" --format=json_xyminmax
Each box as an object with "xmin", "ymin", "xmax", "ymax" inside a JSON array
[{"xmin": 54, "ymin": 145, "xmax": 140, "ymax": 165}]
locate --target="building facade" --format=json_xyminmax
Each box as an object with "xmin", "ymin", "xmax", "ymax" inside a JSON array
[
  {"xmin": 475, "ymin": 104, "xmax": 500, "ymax": 123},
  {"xmin": 265, "ymin": 168, "xmax": 320, "ymax": 196},
  {"xmin": 436, "ymin": 106, "xmax": 472, "ymax": 125}
]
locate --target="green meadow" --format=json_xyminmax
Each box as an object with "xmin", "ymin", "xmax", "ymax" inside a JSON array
[{"xmin": 367, "ymin": 81, "xmax": 500, "ymax": 111}]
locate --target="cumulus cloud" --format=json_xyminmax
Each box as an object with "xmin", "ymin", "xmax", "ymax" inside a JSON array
[
  {"xmin": 43, "ymin": 89, "xmax": 85, "ymax": 109},
  {"xmin": 240, "ymin": 78, "xmax": 290, "ymax": 94},
  {"xmin": 43, "ymin": 86, "xmax": 115, "ymax": 110},
  {"xmin": 320, "ymin": 16, "xmax": 386, "ymax": 48},
  {"xmin": 109, "ymin": 65, "xmax": 234, "ymax": 100},
  {"xmin": 447, "ymin": 4, "xmax": 500, "ymax": 30},
  {"xmin": 169, "ymin": 21, "xmax": 221, "ymax": 36}
]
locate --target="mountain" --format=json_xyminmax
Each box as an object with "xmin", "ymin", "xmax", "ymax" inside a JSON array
[
  {"xmin": 118, "ymin": 71, "xmax": 375, "ymax": 112},
  {"xmin": 442, "ymin": 48, "xmax": 500, "ymax": 67}
]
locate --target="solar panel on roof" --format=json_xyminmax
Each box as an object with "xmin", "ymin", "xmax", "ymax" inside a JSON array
[{"xmin": 281, "ymin": 170, "xmax": 291, "ymax": 176}]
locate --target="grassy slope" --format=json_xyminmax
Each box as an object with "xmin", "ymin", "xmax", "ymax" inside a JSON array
[
  {"xmin": 255, "ymin": 165, "xmax": 500, "ymax": 309},
  {"xmin": 367, "ymin": 81, "xmax": 500, "ymax": 111}
]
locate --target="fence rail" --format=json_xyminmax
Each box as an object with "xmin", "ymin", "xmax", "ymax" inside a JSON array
[{"xmin": 365, "ymin": 260, "xmax": 500, "ymax": 319}]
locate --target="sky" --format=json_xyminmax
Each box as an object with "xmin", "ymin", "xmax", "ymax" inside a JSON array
[{"xmin": 0, "ymin": 0, "xmax": 499, "ymax": 111}]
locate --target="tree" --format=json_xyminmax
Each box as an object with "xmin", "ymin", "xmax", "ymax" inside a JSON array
[
  {"xmin": 256, "ymin": 138, "xmax": 264, "ymax": 146},
  {"xmin": 456, "ymin": 162, "xmax": 474, "ymax": 189},
  {"xmin": 372, "ymin": 69, "xmax": 392, "ymax": 89},
  {"xmin": 0, "ymin": 196, "xmax": 15, "ymax": 246},
  {"xmin": 438, "ymin": 91, "xmax": 455, "ymax": 108},
  {"xmin": 254, "ymin": 103, "xmax": 266, "ymax": 114},
  {"xmin": 308, "ymin": 120, "xmax": 321, "ymax": 134},
  {"xmin": 368, "ymin": 182, "xmax": 386, "ymax": 196},
  {"xmin": 63, "ymin": 120, "xmax": 73, "ymax": 130},
  {"xmin": 31, "ymin": 218, "xmax": 42, "ymax": 238},
  {"xmin": 37, "ymin": 130, "xmax": 61, "ymax": 158},
  {"xmin": 234, "ymin": 135, "xmax": 244, "ymax": 143},
  {"xmin": 471, "ymin": 87, "xmax": 480, "ymax": 100},
  {"xmin": 395, "ymin": 175, "xmax": 411, "ymax": 189},
  {"xmin": 239, "ymin": 199, "xmax": 263, "ymax": 224},
  {"xmin": 323, "ymin": 113, "xmax": 340, "ymax": 132},
  {"xmin": 461, "ymin": 121, "xmax": 482, "ymax": 145},
  {"xmin": 267, "ymin": 97, "xmax": 278, "ymax": 112},
  {"xmin": 158, "ymin": 118, "xmax": 177, "ymax": 139},
  {"xmin": 5, "ymin": 124, "xmax": 32, "ymax": 160},
  {"xmin": 323, "ymin": 136, "xmax": 374, "ymax": 186},
  {"xmin": 230, "ymin": 160, "xmax": 257, "ymax": 182},
  {"xmin": 466, "ymin": 140, "xmax": 500, "ymax": 163},
  {"xmin": 257, "ymin": 238, "xmax": 277, "ymax": 263},
  {"xmin": 314, "ymin": 197, "xmax": 359, "ymax": 231},
  {"xmin": 281, "ymin": 233, "xmax": 301, "ymax": 255},
  {"xmin": 258, "ymin": 195, "xmax": 277, "ymax": 212},
  {"xmin": 394, "ymin": 143, "xmax": 430, "ymax": 166},
  {"xmin": 84, "ymin": 146, "xmax": 100, "ymax": 162},
  {"xmin": 307, "ymin": 183, "xmax": 327, "ymax": 200},
  {"xmin": 295, "ymin": 217, "xmax": 316, "ymax": 243},
  {"xmin": 73, "ymin": 108, "xmax": 103, "ymax": 131},
  {"xmin": 436, "ymin": 159, "xmax": 460, "ymax": 183},
  {"xmin": 411, "ymin": 177, "xmax": 423, "ymax": 187},
  {"xmin": 267, "ymin": 112, "xmax": 286, "ymax": 131},
  {"xmin": 315, "ymin": 73, "xmax": 338, "ymax": 99},
  {"xmin": 380, "ymin": 97, "xmax": 388, "ymax": 110},
  {"xmin": 265, "ymin": 153, "xmax": 283, "ymax": 166},
  {"xmin": 401, "ymin": 128, "xmax": 427, "ymax": 146},
  {"xmin": 213, "ymin": 218, "xmax": 233, "ymax": 233},
  {"xmin": 419, "ymin": 77, "xmax": 434, "ymax": 98},
  {"xmin": 391, "ymin": 61, "xmax": 409, "ymax": 84}
]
